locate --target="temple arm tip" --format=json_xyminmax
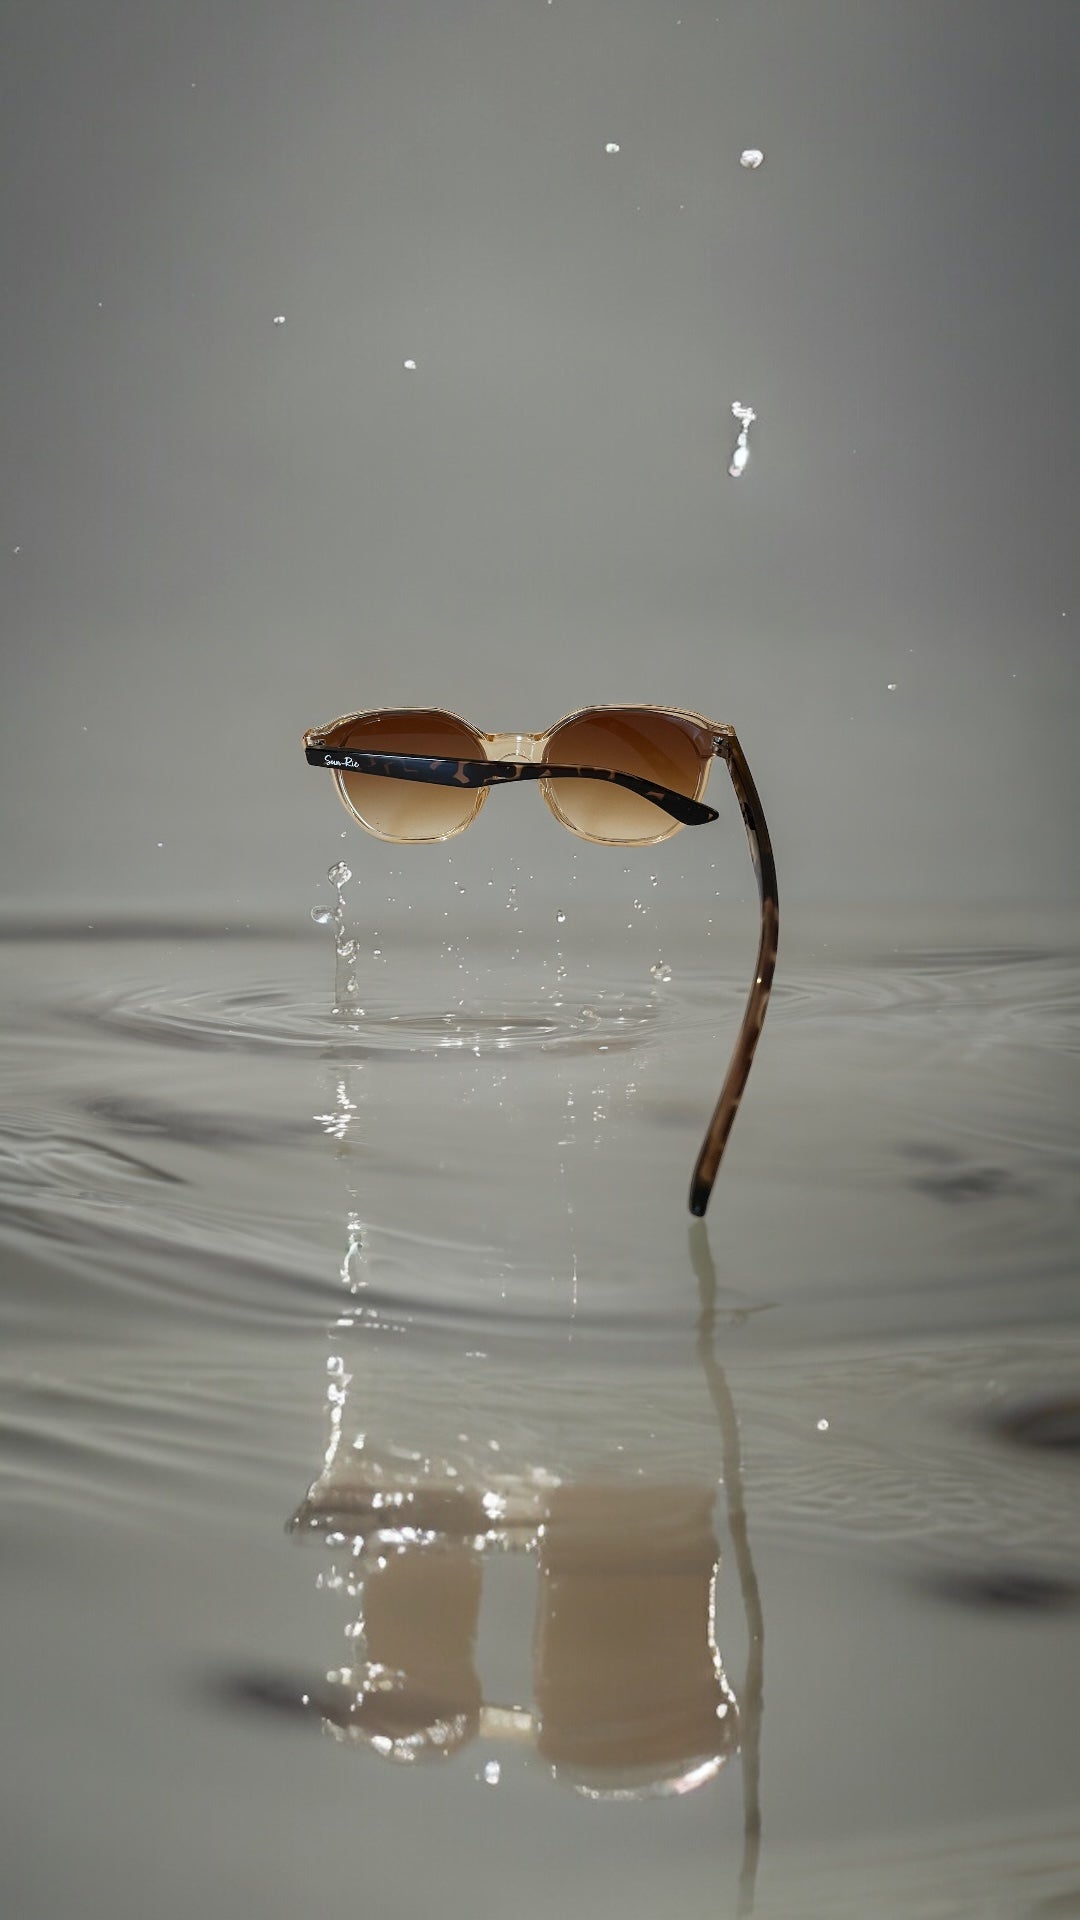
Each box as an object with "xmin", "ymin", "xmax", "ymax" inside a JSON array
[{"xmin": 688, "ymin": 1181, "xmax": 711, "ymax": 1219}]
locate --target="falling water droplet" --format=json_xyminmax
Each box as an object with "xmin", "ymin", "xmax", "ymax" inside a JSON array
[
  {"xmin": 649, "ymin": 874, "xmax": 658, "ymax": 887},
  {"xmin": 328, "ymin": 862, "xmax": 352, "ymax": 887},
  {"xmin": 650, "ymin": 962, "xmax": 673, "ymax": 983},
  {"xmin": 887, "ymin": 682, "xmax": 898, "ymax": 692},
  {"xmin": 272, "ymin": 314, "xmax": 286, "ymax": 325},
  {"xmin": 605, "ymin": 141, "xmax": 621, "ymax": 154},
  {"xmin": 739, "ymin": 149, "xmax": 764, "ymax": 170},
  {"xmin": 728, "ymin": 401, "xmax": 756, "ymax": 479},
  {"xmin": 311, "ymin": 906, "xmax": 335, "ymax": 926},
  {"xmin": 555, "ymin": 910, "xmax": 566, "ymax": 924},
  {"xmin": 403, "ymin": 358, "xmax": 418, "ymax": 371}
]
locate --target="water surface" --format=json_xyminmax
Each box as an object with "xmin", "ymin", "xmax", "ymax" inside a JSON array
[{"xmin": 1, "ymin": 906, "xmax": 1078, "ymax": 1919}]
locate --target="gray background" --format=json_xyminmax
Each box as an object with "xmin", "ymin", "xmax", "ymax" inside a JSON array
[{"xmin": 2, "ymin": 0, "xmax": 1077, "ymax": 917}]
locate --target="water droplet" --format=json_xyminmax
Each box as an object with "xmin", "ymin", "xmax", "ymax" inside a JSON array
[
  {"xmin": 403, "ymin": 358, "xmax": 418, "ymax": 371},
  {"xmin": 649, "ymin": 874, "xmax": 658, "ymax": 886},
  {"xmin": 728, "ymin": 401, "xmax": 756, "ymax": 479},
  {"xmin": 311, "ymin": 906, "xmax": 335, "ymax": 926},
  {"xmin": 328, "ymin": 862, "xmax": 352, "ymax": 887},
  {"xmin": 740, "ymin": 149, "xmax": 764, "ymax": 170},
  {"xmin": 816, "ymin": 1418, "xmax": 830, "ymax": 1432},
  {"xmin": 336, "ymin": 937, "xmax": 356, "ymax": 960},
  {"xmin": 649, "ymin": 962, "xmax": 672, "ymax": 983},
  {"xmin": 604, "ymin": 141, "xmax": 621, "ymax": 154},
  {"xmin": 886, "ymin": 682, "xmax": 898, "ymax": 692},
  {"xmin": 272, "ymin": 314, "xmax": 286, "ymax": 325},
  {"xmin": 555, "ymin": 910, "xmax": 566, "ymax": 924}
]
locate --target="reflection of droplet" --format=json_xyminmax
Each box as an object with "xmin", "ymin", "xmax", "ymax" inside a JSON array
[
  {"xmin": 605, "ymin": 141, "xmax": 621, "ymax": 154},
  {"xmin": 403, "ymin": 358, "xmax": 417, "ymax": 371},
  {"xmin": 649, "ymin": 962, "xmax": 672, "ymax": 983},
  {"xmin": 328, "ymin": 862, "xmax": 352, "ymax": 887},
  {"xmin": 739, "ymin": 149, "xmax": 764, "ymax": 170}
]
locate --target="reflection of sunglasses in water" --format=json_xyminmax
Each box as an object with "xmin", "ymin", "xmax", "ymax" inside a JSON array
[
  {"xmin": 311, "ymin": 1483, "xmax": 740, "ymax": 1800},
  {"xmin": 303, "ymin": 704, "xmax": 779, "ymax": 1215}
]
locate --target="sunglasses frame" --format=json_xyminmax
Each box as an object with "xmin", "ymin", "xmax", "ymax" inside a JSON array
[
  {"xmin": 305, "ymin": 703, "xmax": 723, "ymax": 846},
  {"xmin": 303, "ymin": 704, "xmax": 778, "ymax": 1216}
]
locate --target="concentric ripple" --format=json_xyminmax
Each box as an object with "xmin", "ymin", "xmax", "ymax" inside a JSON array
[{"xmin": 67, "ymin": 979, "xmax": 662, "ymax": 1059}]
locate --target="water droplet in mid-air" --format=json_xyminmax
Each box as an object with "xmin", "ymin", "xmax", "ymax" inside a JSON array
[
  {"xmin": 887, "ymin": 682, "xmax": 898, "ymax": 692},
  {"xmin": 739, "ymin": 149, "xmax": 764, "ymax": 170},
  {"xmin": 328, "ymin": 862, "xmax": 352, "ymax": 887},
  {"xmin": 403, "ymin": 358, "xmax": 418, "ymax": 371},
  {"xmin": 728, "ymin": 401, "xmax": 756, "ymax": 479},
  {"xmin": 272, "ymin": 314, "xmax": 286, "ymax": 325},
  {"xmin": 311, "ymin": 906, "xmax": 335, "ymax": 926},
  {"xmin": 650, "ymin": 962, "xmax": 673, "ymax": 983},
  {"xmin": 605, "ymin": 141, "xmax": 621, "ymax": 154},
  {"xmin": 555, "ymin": 910, "xmax": 566, "ymax": 924}
]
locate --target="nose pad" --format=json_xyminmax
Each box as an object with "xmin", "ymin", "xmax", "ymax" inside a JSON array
[{"xmin": 485, "ymin": 732, "xmax": 546, "ymax": 764}]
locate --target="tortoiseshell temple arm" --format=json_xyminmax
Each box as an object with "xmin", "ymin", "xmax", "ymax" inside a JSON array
[
  {"xmin": 305, "ymin": 746, "xmax": 720, "ymax": 828},
  {"xmin": 689, "ymin": 733, "xmax": 779, "ymax": 1217}
]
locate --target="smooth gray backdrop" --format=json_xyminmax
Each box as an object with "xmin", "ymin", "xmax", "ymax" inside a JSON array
[{"xmin": 2, "ymin": 0, "xmax": 1077, "ymax": 916}]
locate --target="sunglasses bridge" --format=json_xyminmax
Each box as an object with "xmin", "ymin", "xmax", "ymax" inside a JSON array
[{"xmin": 477, "ymin": 733, "xmax": 556, "ymax": 764}]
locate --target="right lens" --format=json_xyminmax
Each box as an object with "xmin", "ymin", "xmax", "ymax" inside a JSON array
[
  {"xmin": 542, "ymin": 708, "xmax": 708, "ymax": 844},
  {"xmin": 331, "ymin": 710, "xmax": 487, "ymax": 841}
]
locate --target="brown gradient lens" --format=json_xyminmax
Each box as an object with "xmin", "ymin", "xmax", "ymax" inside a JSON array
[
  {"xmin": 333, "ymin": 710, "xmax": 487, "ymax": 841},
  {"xmin": 541, "ymin": 709, "xmax": 709, "ymax": 844}
]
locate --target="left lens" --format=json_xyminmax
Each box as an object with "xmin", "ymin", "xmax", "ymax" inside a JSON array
[
  {"xmin": 332, "ymin": 710, "xmax": 487, "ymax": 841},
  {"xmin": 541, "ymin": 708, "xmax": 709, "ymax": 844}
]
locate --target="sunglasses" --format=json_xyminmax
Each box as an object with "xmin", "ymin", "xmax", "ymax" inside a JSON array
[{"xmin": 303, "ymin": 705, "xmax": 778, "ymax": 1216}]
